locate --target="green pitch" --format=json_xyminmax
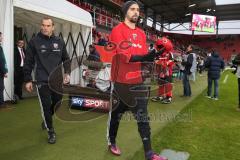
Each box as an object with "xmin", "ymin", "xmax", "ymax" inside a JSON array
[
  {"xmin": 133, "ymin": 70, "xmax": 240, "ymax": 160},
  {"xmin": 1, "ymin": 71, "xmax": 237, "ymax": 160}
]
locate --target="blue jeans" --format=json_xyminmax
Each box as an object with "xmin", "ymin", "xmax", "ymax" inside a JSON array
[
  {"xmin": 207, "ymin": 77, "xmax": 219, "ymax": 98},
  {"xmin": 178, "ymin": 71, "xmax": 183, "ymax": 80},
  {"xmin": 183, "ymin": 73, "xmax": 191, "ymax": 96}
]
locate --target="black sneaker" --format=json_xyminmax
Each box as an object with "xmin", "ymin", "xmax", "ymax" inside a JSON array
[{"xmin": 48, "ymin": 129, "xmax": 56, "ymax": 144}]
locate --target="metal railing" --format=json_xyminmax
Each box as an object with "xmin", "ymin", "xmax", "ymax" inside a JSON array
[{"xmin": 93, "ymin": 12, "xmax": 120, "ymax": 28}]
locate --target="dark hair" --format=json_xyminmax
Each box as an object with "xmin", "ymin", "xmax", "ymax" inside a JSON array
[
  {"xmin": 122, "ymin": 1, "xmax": 139, "ymax": 17},
  {"xmin": 189, "ymin": 44, "xmax": 198, "ymax": 51},
  {"xmin": 89, "ymin": 44, "xmax": 95, "ymax": 49},
  {"xmin": 0, "ymin": 32, "xmax": 2, "ymax": 35}
]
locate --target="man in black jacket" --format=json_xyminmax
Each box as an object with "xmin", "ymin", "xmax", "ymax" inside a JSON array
[
  {"xmin": 14, "ymin": 39, "xmax": 25, "ymax": 99},
  {"xmin": 0, "ymin": 32, "xmax": 8, "ymax": 108},
  {"xmin": 205, "ymin": 51, "xmax": 224, "ymax": 100},
  {"xmin": 24, "ymin": 17, "xmax": 71, "ymax": 144}
]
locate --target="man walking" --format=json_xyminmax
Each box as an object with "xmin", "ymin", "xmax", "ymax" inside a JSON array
[
  {"xmin": 107, "ymin": 1, "xmax": 167, "ymax": 160},
  {"xmin": 24, "ymin": 17, "xmax": 71, "ymax": 144}
]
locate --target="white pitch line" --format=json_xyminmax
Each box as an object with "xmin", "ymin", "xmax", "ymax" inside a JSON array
[{"xmin": 223, "ymin": 74, "xmax": 229, "ymax": 84}]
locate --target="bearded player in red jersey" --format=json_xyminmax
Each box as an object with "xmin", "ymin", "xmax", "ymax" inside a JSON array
[
  {"xmin": 151, "ymin": 37, "xmax": 175, "ymax": 104},
  {"xmin": 106, "ymin": 1, "xmax": 167, "ymax": 160}
]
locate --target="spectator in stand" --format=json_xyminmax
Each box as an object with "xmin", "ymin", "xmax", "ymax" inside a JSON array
[
  {"xmin": 204, "ymin": 51, "xmax": 224, "ymax": 100},
  {"xmin": 97, "ymin": 34, "xmax": 107, "ymax": 46}
]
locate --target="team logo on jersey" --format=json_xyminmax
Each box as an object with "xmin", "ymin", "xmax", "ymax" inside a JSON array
[
  {"xmin": 53, "ymin": 43, "xmax": 59, "ymax": 49},
  {"xmin": 40, "ymin": 45, "xmax": 46, "ymax": 49},
  {"xmin": 132, "ymin": 33, "xmax": 137, "ymax": 40},
  {"xmin": 131, "ymin": 43, "xmax": 142, "ymax": 48},
  {"xmin": 41, "ymin": 50, "xmax": 46, "ymax": 53}
]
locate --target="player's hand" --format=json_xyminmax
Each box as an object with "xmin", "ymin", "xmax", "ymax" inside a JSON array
[
  {"xmin": 63, "ymin": 74, "xmax": 70, "ymax": 84},
  {"xmin": 25, "ymin": 82, "xmax": 33, "ymax": 92},
  {"xmin": 4, "ymin": 74, "xmax": 7, "ymax": 78}
]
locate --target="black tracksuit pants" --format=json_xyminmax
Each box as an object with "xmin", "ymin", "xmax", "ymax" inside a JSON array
[
  {"xmin": 107, "ymin": 83, "xmax": 152, "ymax": 153},
  {"xmin": 36, "ymin": 84, "xmax": 62, "ymax": 131},
  {"xmin": 14, "ymin": 67, "xmax": 24, "ymax": 98},
  {"xmin": 0, "ymin": 76, "xmax": 4, "ymax": 105}
]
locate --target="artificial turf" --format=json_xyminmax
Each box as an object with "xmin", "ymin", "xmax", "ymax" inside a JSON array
[
  {"xmin": 132, "ymin": 70, "xmax": 240, "ymax": 160},
  {"xmin": 0, "ymin": 72, "xmax": 210, "ymax": 160}
]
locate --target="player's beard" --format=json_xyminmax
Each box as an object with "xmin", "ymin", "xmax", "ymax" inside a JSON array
[{"xmin": 129, "ymin": 15, "xmax": 139, "ymax": 24}]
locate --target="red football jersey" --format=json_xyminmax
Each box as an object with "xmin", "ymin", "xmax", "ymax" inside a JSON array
[{"xmin": 110, "ymin": 22, "xmax": 148, "ymax": 84}]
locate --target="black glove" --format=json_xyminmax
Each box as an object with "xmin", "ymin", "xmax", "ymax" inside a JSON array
[{"xmin": 129, "ymin": 48, "xmax": 165, "ymax": 62}]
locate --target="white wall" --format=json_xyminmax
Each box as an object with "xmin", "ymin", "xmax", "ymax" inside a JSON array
[{"xmin": 0, "ymin": 0, "xmax": 14, "ymax": 101}]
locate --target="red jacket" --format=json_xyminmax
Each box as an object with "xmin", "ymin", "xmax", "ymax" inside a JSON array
[{"xmin": 110, "ymin": 22, "xmax": 148, "ymax": 84}]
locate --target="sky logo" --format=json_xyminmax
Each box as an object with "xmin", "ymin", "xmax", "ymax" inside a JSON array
[{"xmin": 72, "ymin": 97, "xmax": 84, "ymax": 106}]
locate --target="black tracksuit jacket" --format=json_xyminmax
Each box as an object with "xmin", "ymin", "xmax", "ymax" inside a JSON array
[{"xmin": 24, "ymin": 32, "xmax": 71, "ymax": 83}]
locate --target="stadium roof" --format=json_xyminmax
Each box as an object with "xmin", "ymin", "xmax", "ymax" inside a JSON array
[{"xmin": 139, "ymin": 0, "xmax": 240, "ymax": 23}]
